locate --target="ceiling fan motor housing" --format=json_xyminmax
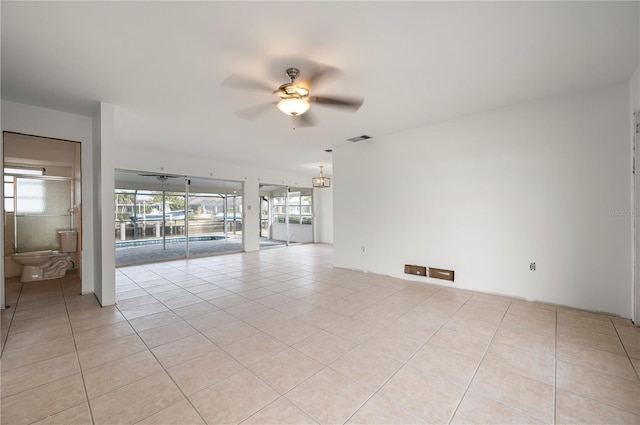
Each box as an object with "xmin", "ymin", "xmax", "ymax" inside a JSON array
[
  {"xmin": 277, "ymin": 84, "xmax": 309, "ymax": 99},
  {"xmin": 275, "ymin": 68, "xmax": 310, "ymax": 100}
]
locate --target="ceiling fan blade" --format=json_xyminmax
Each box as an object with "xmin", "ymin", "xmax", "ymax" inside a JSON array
[
  {"xmin": 295, "ymin": 110, "xmax": 317, "ymax": 128},
  {"xmin": 139, "ymin": 173, "xmax": 178, "ymax": 178},
  {"xmin": 301, "ymin": 64, "xmax": 342, "ymax": 89},
  {"xmin": 309, "ymin": 95, "xmax": 364, "ymax": 111},
  {"xmin": 234, "ymin": 102, "xmax": 275, "ymax": 120},
  {"xmin": 221, "ymin": 74, "xmax": 274, "ymax": 92}
]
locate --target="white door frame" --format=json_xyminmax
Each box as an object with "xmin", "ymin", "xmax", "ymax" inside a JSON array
[{"xmin": 634, "ymin": 111, "xmax": 640, "ymax": 325}]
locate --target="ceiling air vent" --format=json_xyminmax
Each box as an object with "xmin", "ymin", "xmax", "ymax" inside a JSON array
[{"xmin": 347, "ymin": 135, "xmax": 371, "ymax": 143}]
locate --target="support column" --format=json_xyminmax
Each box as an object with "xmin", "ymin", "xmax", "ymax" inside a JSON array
[
  {"xmin": 243, "ymin": 180, "xmax": 260, "ymax": 252},
  {"xmin": 95, "ymin": 102, "xmax": 116, "ymax": 306}
]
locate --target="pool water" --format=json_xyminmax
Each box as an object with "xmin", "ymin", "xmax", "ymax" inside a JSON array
[{"xmin": 116, "ymin": 235, "xmax": 226, "ymax": 249}]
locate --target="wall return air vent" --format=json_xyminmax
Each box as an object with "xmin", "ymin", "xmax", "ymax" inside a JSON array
[{"xmin": 404, "ymin": 264, "xmax": 455, "ymax": 282}]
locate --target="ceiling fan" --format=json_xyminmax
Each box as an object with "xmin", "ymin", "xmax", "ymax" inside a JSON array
[
  {"xmin": 221, "ymin": 64, "xmax": 364, "ymax": 127},
  {"xmin": 138, "ymin": 173, "xmax": 181, "ymax": 183}
]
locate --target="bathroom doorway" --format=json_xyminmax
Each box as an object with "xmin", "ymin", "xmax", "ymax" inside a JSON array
[{"xmin": 3, "ymin": 132, "xmax": 82, "ymax": 282}]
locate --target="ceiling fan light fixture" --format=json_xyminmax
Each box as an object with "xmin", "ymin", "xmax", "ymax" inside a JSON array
[
  {"xmin": 277, "ymin": 97, "xmax": 310, "ymax": 116},
  {"xmin": 312, "ymin": 165, "xmax": 331, "ymax": 188},
  {"xmin": 223, "ymin": 65, "xmax": 363, "ymax": 125}
]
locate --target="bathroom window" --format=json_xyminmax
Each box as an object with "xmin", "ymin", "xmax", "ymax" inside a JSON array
[
  {"xmin": 4, "ymin": 175, "xmax": 14, "ymax": 212},
  {"xmin": 4, "ymin": 167, "xmax": 45, "ymax": 213},
  {"xmin": 16, "ymin": 179, "xmax": 46, "ymax": 214},
  {"xmin": 14, "ymin": 177, "xmax": 71, "ymax": 252}
]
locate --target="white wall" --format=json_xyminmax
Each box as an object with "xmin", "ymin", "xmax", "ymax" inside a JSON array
[
  {"xmin": 632, "ymin": 66, "xmax": 639, "ymax": 111},
  {"xmin": 272, "ymin": 223, "xmax": 313, "ymax": 243},
  {"xmin": 631, "ymin": 64, "xmax": 640, "ymax": 324},
  {"xmin": 2, "ymin": 100, "xmax": 96, "ymax": 298},
  {"xmin": 115, "ymin": 147, "xmax": 312, "ymax": 199},
  {"xmin": 335, "ymin": 83, "xmax": 633, "ymax": 318},
  {"xmin": 314, "ymin": 186, "xmax": 334, "ymax": 244}
]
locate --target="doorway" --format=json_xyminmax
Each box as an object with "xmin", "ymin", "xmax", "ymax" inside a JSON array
[
  {"xmin": 259, "ymin": 184, "xmax": 313, "ymax": 247},
  {"xmin": 3, "ymin": 133, "xmax": 82, "ymax": 281}
]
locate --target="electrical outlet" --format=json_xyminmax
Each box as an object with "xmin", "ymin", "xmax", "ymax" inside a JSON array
[{"xmin": 530, "ymin": 262, "xmax": 536, "ymax": 271}]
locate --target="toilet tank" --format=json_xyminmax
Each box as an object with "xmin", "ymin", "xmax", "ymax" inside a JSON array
[{"xmin": 58, "ymin": 231, "xmax": 78, "ymax": 253}]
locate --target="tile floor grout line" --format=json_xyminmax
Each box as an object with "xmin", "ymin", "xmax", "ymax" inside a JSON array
[
  {"xmin": 445, "ymin": 297, "xmax": 514, "ymax": 425},
  {"xmin": 64, "ymin": 277, "xmax": 97, "ymax": 425},
  {"xmin": 215, "ymin": 312, "xmax": 329, "ymax": 399},
  {"xmin": 300, "ymin": 298, "xmax": 420, "ymax": 423},
  {"xmin": 115, "ymin": 301, "xmax": 212, "ymax": 425},
  {"xmin": 553, "ymin": 320, "xmax": 640, "ymax": 416},
  {"xmin": 0, "ymin": 279, "xmax": 25, "ymax": 357},
  {"xmin": 551, "ymin": 332, "xmax": 640, "ymax": 385},
  {"xmin": 173, "ymin": 293, "xmax": 332, "ymax": 423},
  {"xmin": 224, "ymin": 282, "xmax": 418, "ymax": 423},
  {"xmin": 277, "ymin": 335, "xmax": 376, "ymax": 423},
  {"xmin": 139, "ymin": 266, "xmax": 318, "ymax": 406},
  {"xmin": 610, "ymin": 317, "xmax": 640, "ymax": 383},
  {"xmin": 335, "ymin": 288, "xmax": 478, "ymax": 425},
  {"xmin": 15, "ymin": 277, "xmax": 100, "ymax": 424},
  {"xmin": 336, "ymin": 349, "xmax": 416, "ymax": 425},
  {"xmin": 237, "ymin": 394, "xmax": 296, "ymax": 425},
  {"xmin": 451, "ymin": 301, "xmax": 559, "ymax": 425}
]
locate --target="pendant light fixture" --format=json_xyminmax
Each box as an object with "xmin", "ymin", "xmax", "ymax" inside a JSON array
[{"xmin": 312, "ymin": 165, "xmax": 331, "ymax": 188}]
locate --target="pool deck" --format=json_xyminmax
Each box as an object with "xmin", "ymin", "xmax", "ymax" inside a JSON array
[{"xmin": 115, "ymin": 236, "xmax": 285, "ymax": 266}]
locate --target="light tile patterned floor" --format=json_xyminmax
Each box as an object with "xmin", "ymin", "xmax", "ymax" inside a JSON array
[{"xmin": 1, "ymin": 244, "xmax": 639, "ymax": 424}]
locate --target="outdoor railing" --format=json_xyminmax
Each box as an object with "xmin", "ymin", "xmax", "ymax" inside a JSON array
[{"xmin": 115, "ymin": 217, "xmax": 242, "ymax": 242}]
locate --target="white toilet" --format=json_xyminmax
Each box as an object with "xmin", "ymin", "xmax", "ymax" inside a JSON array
[
  {"xmin": 12, "ymin": 250, "xmax": 72, "ymax": 282},
  {"xmin": 12, "ymin": 231, "xmax": 77, "ymax": 283}
]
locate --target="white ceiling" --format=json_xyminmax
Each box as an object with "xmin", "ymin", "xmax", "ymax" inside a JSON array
[
  {"xmin": 114, "ymin": 170, "xmax": 243, "ymax": 195},
  {"xmin": 2, "ymin": 1, "xmax": 638, "ymax": 176}
]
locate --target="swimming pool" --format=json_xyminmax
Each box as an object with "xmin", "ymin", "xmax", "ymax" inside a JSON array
[{"xmin": 115, "ymin": 235, "xmax": 226, "ymax": 249}]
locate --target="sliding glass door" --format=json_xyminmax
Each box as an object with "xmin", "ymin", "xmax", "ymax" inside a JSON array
[
  {"xmin": 114, "ymin": 171, "xmax": 243, "ymax": 266},
  {"xmin": 185, "ymin": 191, "xmax": 243, "ymax": 257},
  {"xmin": 265, "ymin": 186, "xmax": 313, "ymax": 246}
]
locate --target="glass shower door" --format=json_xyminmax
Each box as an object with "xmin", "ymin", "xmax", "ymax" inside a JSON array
[{"xmin": 15, "ymin": 177, "xmax": 71, "ymax": 252}]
